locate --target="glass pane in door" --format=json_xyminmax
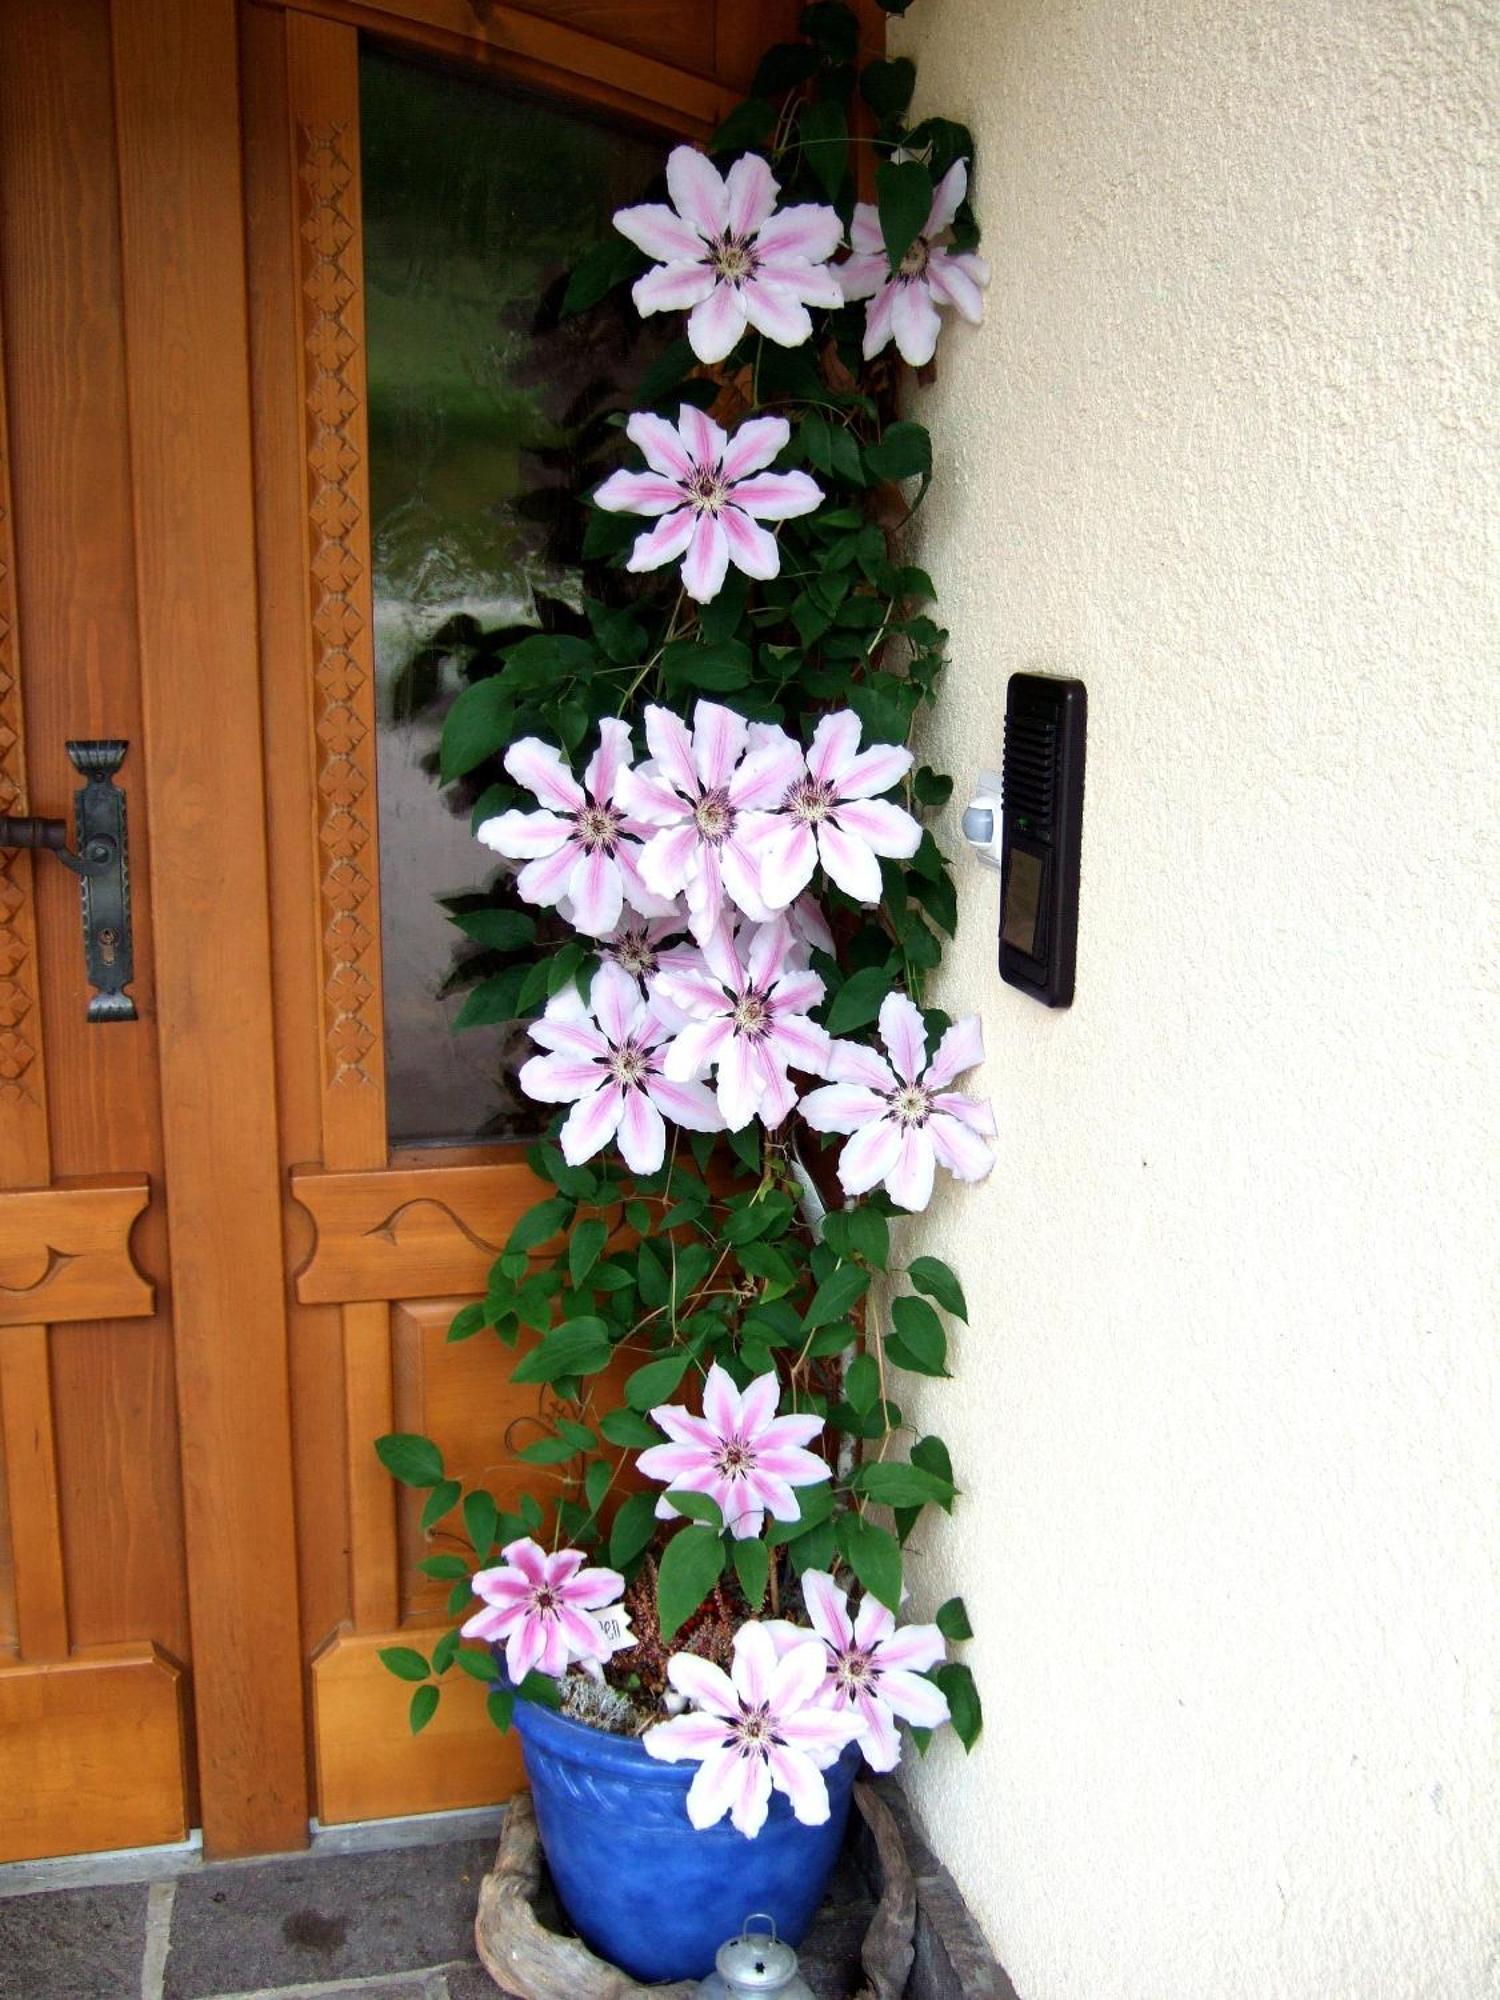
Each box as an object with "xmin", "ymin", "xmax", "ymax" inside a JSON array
[{"xmin": 360, "ymin": 46, "xmax": 662, "ymax": 1146}]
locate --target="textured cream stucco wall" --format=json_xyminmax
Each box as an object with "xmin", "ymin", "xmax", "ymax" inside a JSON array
[{"xmin": 885, "ymin": 3, "xmax": 1499, "ymax": 1995}]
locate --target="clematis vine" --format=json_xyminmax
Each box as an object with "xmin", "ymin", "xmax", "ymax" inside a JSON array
[
  {"xmin": 643, "ymin": 1623, "xmax": 862, "ymax": 1838},
  {"xmin": 657, "ymin": 916, "xmax": 830, "ymax": 1130},
  {"xmin": 839, "ymin": 159, "xmax": 990, "ymax": 368},
  {"xmin": 615, "ymin": 700, "xmax": 801, "ymax": 935},
  {"xmin": 614, "ymin": 147, "xmax": 844, "ymax": 364},
  {"xmin": 461, "ymin": 1539, "xmax": 624, "ymax": 1687},
  {"xmin": 769, "ymin": 1571, "xmax": 951, "ymax": 1772},
  {"xmin": 594, "ymin": 407, "xmax": 822, "ymax": 604},
  {"xmin": 800, "ymin": 992, "xmax": 996, "ymax": 1210},
  {"xmin": 519, "ymin": 962, "xmax": 724, "ymax": 1173},
  {"xmin": 753, "ymin": 710, "xmax": 923, "ymax": 909},
  {"xmin": 476, "ymin": 720, "xmax": 670, "ymax": 937},
  {"xmin": 637, "ymin": 1362, "xmax": 831, "ymax": 1541}
]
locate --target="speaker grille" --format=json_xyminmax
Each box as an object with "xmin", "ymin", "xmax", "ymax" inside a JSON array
[{"xmin": 1003, "ymin": 710, "xmax": 1057, "ymax": 822}]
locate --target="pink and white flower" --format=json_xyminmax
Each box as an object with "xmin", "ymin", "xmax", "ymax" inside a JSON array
[
  {"xmin": 461, "ymin": 1538, "xmax": 625, "ymax": 1687},
  {"xmin": 644, "ymin": 1622, "xmax": 862, "ymax": 1838},
  {"xmin": 476, "ymin": 720, "xmax": 670, "ymax": 938},
  {"xmin": 614, "ymin": 147, "xmax": 844, "ymax": 365},
  {"xmin": 616, "ymin": 702, "xmax": 803, "ymax": 936},
  {"xmin": 800, "ymin": 993, "xmax": 995, "ymax": 1211},
  {"xmin": 594, "ymin": 407, "xmax": 821, "ymax": 604},
  {"xmin": 519, "ymin": 962, "xmax": 724, "ymax": 1172},
  {"xmin": 637, "ymin": 1362, "xmax": 831, "ymax": 1541},
  {"xmin": 752, "ymin": 711, "xmax": 922, "ymax": 908},
  {"xmin": 657, "ymin": 917, "xmax": 831, "ymax": 1130},
  {"xmin": 838, "ymin": 160, "xmax": 990, "ymax": 368},
  {"xmin": 770, "ymin": 1571, "xmax": 950, "ymax": 1772},
  {"xmin": 599, "ymin": 913, "xmax": 702, "ymax": 990}
]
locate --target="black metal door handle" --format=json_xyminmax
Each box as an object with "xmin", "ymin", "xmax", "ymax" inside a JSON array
[{"xmin": 0, "ymin": 741, "xmax": 135, "ymax": 1022}]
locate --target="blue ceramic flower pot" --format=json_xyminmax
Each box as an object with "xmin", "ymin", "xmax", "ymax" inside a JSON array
[{"xmin": 509, "ymin": 1689, "xmax": 862, "ymax": 1983}]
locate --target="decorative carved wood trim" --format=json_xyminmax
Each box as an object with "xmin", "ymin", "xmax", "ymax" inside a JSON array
[
  {"xmin": 0, "ymin": 1177, "xmax": 154, "ymax": 1328},
  {"xmin": 0, "ymin": 312, "xmax": 47, "ymax": 1170},
  {"xmin": 292, "ymin": 1159, "xmax": 543, "ymax": 1302},
  {"xmin": 288, "ymin": 12, "xmax": 387, "ymax": 1171}
]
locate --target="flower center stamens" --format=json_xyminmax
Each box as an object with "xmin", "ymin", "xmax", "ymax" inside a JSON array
[
  {"xmin": 608, "ymin": 926, "xmax": 658, "ymax": 978},
  {"xmin": 898, "ymin": 236, "xmax": 932, "ymax": 280},
  {"xmin": 686, "ymin": 464, "xmax": 729, "ymax": 515},
  {"xmin": 889, "ymin": 1082, "xmax": 933, "ymax": 1127},
  {"xmin": 715, "ymin": 1438, "xmax": 756, "ymax": 1479},
  {"xmin": 532, "ymin": 1586, "xmax": 558, "ymax": 1615},
  {"xmin": 731, "ymin": 992, "xmax": 771, "ymax": 1040},
  {"xmin": 786, "ymin": 775, "xmax": 837, "ymax": 825},
  {"xmin": 574, "ymin": 803, "xmax": 623, "ymax": 854},
  {"xmin": 608, "ymin": 1042, "xmax": 649, "ymax": 1089},
  {"xmin": 694, "ymin": 787, "xmax": 734, "ymax": 842},
  {"xmin": 710, "ymin": 233, "xmax": 758, "ymax": 286}
]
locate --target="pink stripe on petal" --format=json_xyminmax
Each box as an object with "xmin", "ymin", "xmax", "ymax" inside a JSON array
[
  {"xmin": 645, "ymin": 1073, "xmax": 724, "ymax": 1132},
  {"xmin": 768, "ymin": 1014, "xmax": 830, "ymax": 1075},
  {"xmin": 753, "ymin": 1047, "xmax": 796, "ymax": 1125},
  {"xmin": 825, "ymin": 1038, "xmax": 896, "ymax": 1091},
  {"xmin": 833, "ymin": 796, "xmax": 921, "ymax": 858},
  {"xmin": 726, "ymin": 469, "xmax": 823, "ymax": 520},
  {"xmin": 928, "ymin": 1111, "xmax": 995, "ymax": 1182},
  {"xmin": 663, "ymin": 1017, "xmax": 732, "ymax": 1081},
  {"xmin": 505, "ymin": 1622, "xmax": 545, "ymax": 1686},
  {"xmin": 683, "ymin": 1747, "xmax": 742, "ymax": 1829},
  {"xmin": 802, "ymin": 1570, "xmax": 854, "ymax": 1651},
  {"xmin": 836, "ymin": 741, "xmax": 913, "ymax": 799},
  {"xmin": 537, "ymin": 1618, "xmax": 572, "ymax": 1679},
  {"xmin": 626, "ymin": 508, "xmax": 695, "ymax": 573},
  {"xmin": 645, "ymin": 1712, "xmax": 731, "ymax": 1759},
  {"xmin": 691, "ymin": 701, "xmax": 747, "ymax": 789},
  {"xmin": 678, "ymin": 402, "xmax": 727, "ymax": 471},
  {"xmin": 669, "ymin": 1649, "xmax": 738, "ymax": 1719},
  {"xmin": 806, "ymin": 710, "xmax": 863, "ymax": 785},
  {"xmin": 559, "ymin": 1084, "xmax": 625, "ymax": 1164},
  {"xmin": 615, "ymin": 768, "xmax": 685, "ymax": 826},
  {"xmin": 746, "ymin": 916, "xmax": 792, "ymax": 989},
  {"xmin": 562, "ymin": 1565, "xmax": 626, "ymax": 1608},
  {"xmin": 879, "ymin": 992, "xmax": 928, "ymax": 1082},
  {"xmin": 861, "ymin": 281, "xmax": 898, "ymax": 359},
  {"xmin": 475, "ymin": 808, "xmax": 570, "ymax": 859},
  {"xmin": 631, "ymin": 262, "xmax": 716, "ymax": 315},
  {"xmin": 651, "ymin": 1407, "xmax": 718, "ymax": 1451},
  {"xmin": 719, "ymin": 414, "xmax": 791, "ymax": 484},
  {"xmin": 686, "ymin": 281, "xmax": 748, "ymax": 365},
  {"xmin": 886, "ymin": 1126, "xmax": 936, "ymax": 1211},
  {"xmin": 925, "ymin": 157, "xmax": 968, "ymax": 237},
  {"xmin": 839, "ymin": 250, "xmax": 888, "ymax": 301},
  {"xmin": 848, "ymin": 204, "xmax": 883, "ymax": 255},
  {"xmin": 736, "ymin": 1369, "xmax": 781, "ymax": 1435},
  {"xmin": 768, "ymin": 1634, "xmax": 829, "ymax": 1714},
  {"xmin": 734, "ymin": 1622, "xmax": 778, "ymax": 1706},
  {"xmin": 754, "ymin": 1444, "xmax": 831, "ymax": 1487},
  {"xmin": 933, "ymin": 1091, "xmax": 997, "ymax": 1134},
  {"xmin": 665, "ymin": 145, "xmax": 727, "ymax": 235},
  {"xmin": 516, "ymin": 843, "xmax": 583, "ymax": 908},
  {"xmin": 702, "ymin": 1361, "xmax": 740, "ymax": 1440},
  {"xmin": 925, "ymin": 250, "xmax": 985, "ymax": 323},
  {"xmin": 517, "ymin": 1052, "xmax": 602, "ymax": 1103},
  {"xmin": 767, "ymin": 1743, "xmax": 832, "ymax": 1826},
  {"xmin": 769, "ymin": 967, "xmax": 824, "ymax": 1015},
  {"xmin": 731, "ymin": 1754, "xmax": 773, "ymax": 1839},
  {"xmin": 756, "ymin": 201, "xmax": 843, "ymax": 262},
  {"xmin": 816, "ymin": 821, "xmax": 883, "ymax": 903},
  {"xmin": 730, "ymin": 734, "xmax": 802, "ymax": 810},
  {"xmin": 613, "ymin": 202, "xmax": 705, "ymax": 263},
  {"xmin": 757, "ymin": 820, "xmax": 818, "ymax": 909},
  {"xmin": 585, "ymin": 718, "xmax": 633, "ymax": 803},
  {"xmin": 927, "ymin": 1014, "xmax": 985, "ymax": 1087},
  {"xmin": 798, "ymin": 1082, "xmax": 886, "ymax": 1134},
  {"xmin": 639, "ymin": 822, "xmax": 702, "ymax": 899},
  {"xmin": 459, "ymin": 1605, "xmax": 510, "ymax": 1642},
  {"xmin": 853, "ymin": 1691, "xmax": 902, "ymax": 1771},
  {"xmin": 643, "ymin": 703, "xmax": 699, "ymax": 795},
  {"xmin": 504, "ymin": 738, "xmax": 585, "ymax": 812},
  {"xmin": 891, "ymin": 281, "xmax": 942, "ymax": 367},
  {"xmin": 625, "ymin": 410, "xmax": 695, "ymax": 480},
  {"xmin": 681, "ymin": 513, "xmax": 729, "ymax": 604},
  {"xmin": 636, "ymin": 1441, "xmax": 712, "ymax": 1485},
  {"xmin": 741, "ymin": 278, "xmax": 813, "ymax": 347},
  {"xmin": 558, "ymin": 1604, "xmax": 608, "ymax": 1661},
  {"xmin": 724, "ymin": 152, "xmax": 778, "ymax": 237},
  {"xmin": 765, "ymin": 259, "xmax": 845, "ymax": 309},
  {"xmin": 718, "ymin": 838, "xmax": 774, "ymax": 923},
  {"xmin": 716, "ymin": 1034, "xmax": 759, "ymax": 1128},
  {"xmin": 720, "ymin": 505, "xmax": 780, "ymax": 580},
  {"xmin": 567, "ymin": 847, "xmax": 624, "ymax": 937},
  {"xmin": 880, "ymin": 1667, "xmax": 951, "ymax": 1729},
  {"xmin": 616, "ymin": 1087, "xmax": 665, "ymax": 1175},
  {"xmin": 837, "ymin": 1115, "xmax": 902, "ymax": 1197},
  {"xmin": 500, "ymin": 1538, "xmax": 548, "ymax": 1582},
  {"xmin": 593, "ymin": 466, "xmax": 687, "ymax": 515}
]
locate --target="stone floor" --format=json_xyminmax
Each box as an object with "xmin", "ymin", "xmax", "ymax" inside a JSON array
[{"xmin": 0, "ymin": 1820, "xmax": 878, "ymax": 2000}]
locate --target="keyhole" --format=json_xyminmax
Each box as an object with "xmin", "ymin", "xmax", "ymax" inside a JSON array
[{"xmin": 98, "ymin": 926, "xmax": 117, "ymax": 966}]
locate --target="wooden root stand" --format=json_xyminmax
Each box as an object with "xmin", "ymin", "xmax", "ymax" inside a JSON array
[{"xmin": 476, "ymin": 1783, "xmax": 917, "ymax": 2000}]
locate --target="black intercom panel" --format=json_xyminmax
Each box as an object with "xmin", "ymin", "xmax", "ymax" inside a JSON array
[{"xmin": 999, "ymin": 674, "xmax": 1086, "ymax": 1007}]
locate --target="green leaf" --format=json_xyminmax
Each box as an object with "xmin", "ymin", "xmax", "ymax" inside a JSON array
[
  {"xmin": 516, "ymin": 1671, "xmax": 562, "ymax": 1709},
  {"xmin": 803, "ymin": 1262, "xmax": 870, "ymax": 1330},
  {"xmin": 439, "ymin": 676, "xmax": 511, "ymax": 782},
  {"xmin": 665, "ymin": 1489, "xmax": 724, "ymax": 1532},
  {"xmin": 844, "ymin": 1351, "xmax": 880, "ymax": 1416},
  {"xmin": 455, "ymin": 1646, "xmax": 498, "ymax": 1684},
  {"xmin": 657, "ymin": 1525, "xmax": 726, "ymax": 1641},
  {"xmin": 932, "ymin": 1661, "xmax": 983, "ymax": 1749},
  {"xmin": 836, "ymin": 1513, "xmax": 904, "ymax": 1611},
  {"xmin": 517, "ymin": 1434, "xmax": 584, "ymax": 1466},
  {"xmin": 860, "ymin": 55, "xmax": 916, "ymax": 121},
  {"xmin": 801, "ymin": 0, "xmax": 859, "ymax": 61},
  {"xmin": 710, "ymin": 96, "xmax": 777, "ymax": 155},
  {"xmin": 561, "ymin": 234, "xmax": 640, "ymax": 314},
  {"xmin": 431, "ymin": 1627, "xmax": 460, "ymax": 1675},
  {"xmin": 625, "ymin": 1352, "xmax": 690, "ymax": 1411},
  {"xmin": 850, "ymin": 1458, "xmax": 956, "ymax": 1510},
  {"xmin": 825, "ymin": 966, "xmax": 893, "ymax": 1034},
  {"xmin": 556, "ymin": 1418, "xmax": 597, "ymax": 1452},
  {"xmin": 847, "ymin": 1206, "xmax": 890, "ymax": 1268},
  {"xmin": 599, "ymin": 1407, "xmax": 660, "ymax": 1449},
  {"xmin": 421, "ymin": 1479, "xmax": 461, "ymax": 1532},
  {"xmin": 865, "ymin": 420, "xmax": 933, "ymax": 484},
  {"xmin": 449, "ymin": 907, "xmax": 536, "ymax": 952},
  {"xmin": 452, "ymin": 969, "xmax": 528, "ymax": 1031},
  {"xmin": 875, "ymin": 158, "xmax": 932, "ymax": 272},
  {"xmin": 569, "ymin": 1216, "xmax": 609, "ymax": 1288},
  {"xmin": 584, "ymin": 1458, "xmax": 612, "ymax": 1515},
  {"xmin": 409, "ymin": 1683, "xmax": 440, "ymax": 1734},
  {"xmin": 888, "ymin": 1295, "xmax": 949, "ymax": 1376},
  {"xmin": 511, "ymin": 1317, "xmax": 612, "ymax": 1385},
  {"xmin": 375, "ymin": 1433, "xmax": 444, "ymax": 1489},
  {"xmin": 911, "ymin": 1434, "xmax": 956, "ymax": 1503},
  {"xmin": 661, "ymin": 638, "xmax": 752, "ymax": 693},
  {"xmin": 378, "ymin": 1646, "xmax": 430, "ymax": 1684},
  {"xmin": 464, "ymin": 1490, "xmax": 499, "ymax": 1559},
  {"xmin": 609, "ymin": 1490, "xmax": 659, "ymax": 1569},
  {"xmin": 417, "ymin": 1552, "xmax": 470, "ymax": 1580},
  {"xmin": 487, "ymin": 1687, "xmax": 515, "ymax": 1733},
  {"xmin": 908, "ymin": 1255, "xmax": 968, "ymax": 1321},
  {"xmin": 936, "ymin": 1596, "xmax": 974, "ymax": 1642},
  {"xmin": 767, "ymin": 1479, "xmax": 834, "ymax": 1546},
  {"xmin": 732, "ymin": 1536, "xmax": 770, "ymax": 1610},
  {"xmin": 505, "ymin": 1197, "xmax": 572, "ymax": 1260},
  {"xmin": 790, "ymin": 1518, "xmax": 837, "ymax": 1575},
  {"xmin": 447, "ymin": 1302, "xmax": 486, "ymax": 1345},
  {"xmin": 801, "ymin": 97, "xmax": 848, "ymax": 201},
  {"xmin": 448, "ymin": 1578, "xmax": 474, "ymax": 1615}
]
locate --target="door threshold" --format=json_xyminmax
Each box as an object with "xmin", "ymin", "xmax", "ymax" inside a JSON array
[{"xmin": 0, "ymin": 1803, "xmax": 506, "ymax": 1897}]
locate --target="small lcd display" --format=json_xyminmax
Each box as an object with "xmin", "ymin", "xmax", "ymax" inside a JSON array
[{"xmin": 1002, "ymin": 847, "xmax": 1044, "ymax": 956}]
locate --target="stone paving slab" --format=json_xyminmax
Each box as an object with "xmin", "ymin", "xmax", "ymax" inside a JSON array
[{"xmin": 0, "ymin": 1881, "xmax": 150, "ymax": 2000}]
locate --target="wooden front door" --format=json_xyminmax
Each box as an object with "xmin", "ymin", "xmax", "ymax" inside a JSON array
[{"xmin": 0, "ymin": 0, "xmax": 823, "ymax": 1863}]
